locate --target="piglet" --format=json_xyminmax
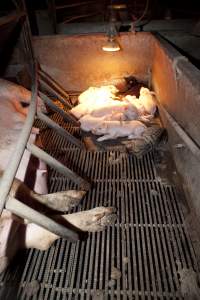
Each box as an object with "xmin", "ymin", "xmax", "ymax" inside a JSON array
[
  {"xmin": 139, "ymin": 87, "xmax": 157, "ymax": 116},
  {"xmin": 93, "ymin": 120, "xmax": 146, "ymax": 141},
  {"xmin": 80, "ymin": 112, "xmax": 128, "ymax": 132},
  {"xmin": 78, "ymin": 85, "xmax": 118, "ymax": 105},
  {"xmin": 70, "ymin": 103, "xmax": 92, "ymax": 119},
  {"xmin": 124, "ymin": 95, "xmax": 146, "ymax": 115},
  {"xmin": 80, "ymin": 115, "xmax": 107, "ymax": 132}
]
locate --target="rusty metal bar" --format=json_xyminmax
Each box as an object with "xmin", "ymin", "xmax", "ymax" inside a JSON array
[
  {"xmin": 26, "ymin": 143, "xmax": 90, "ymax": 190},
  {"xmin": 39, "ymin": 91, "xmax": 79, "ymax": 126},
  {"xmin": 6, "ymin": 196, "xmax": 80, "ymax": 241},
  {"xmin": 37, "ymin": 112, "xmax": 84, "ymax": 149},
  {"xmin": 39, "ymin": 76, "xmax": 72, "ymax": 109},
  {"xmin": 38, "ymin": 69, "xmax": 72, "ymax": 106}
]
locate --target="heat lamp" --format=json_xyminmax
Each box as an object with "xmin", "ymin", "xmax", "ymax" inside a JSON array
[
  {"xmin": 102, "ymin": 8, "xmax": 121, "ymax": 52},
  {"xmin": 102, "ymin": 37, "xmax": 120, "ymax": 52}
]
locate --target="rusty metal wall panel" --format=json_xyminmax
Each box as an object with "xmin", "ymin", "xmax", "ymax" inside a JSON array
[
  {"xmin": 33, "ymin": 32, "xmax": 154, "ymax": 91},
  {"xmin": 152, "ymin": 35, "xmax": 200, "ymax": 218},
  {"xmin": 152, "ymin": 35, "xmax": 200, "ymax": 146},
  {"xmin": 159, "ymin": 107, "xmax": 200, "ymax": 222}
]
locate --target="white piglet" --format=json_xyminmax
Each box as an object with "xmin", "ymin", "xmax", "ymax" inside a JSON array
[
  {"xmin": 78, "ymin": 85, "xmax": 118, "ymax": 105},
  {"xmin": 80, "ymin": 115, "xmax": 106, "ymax": 132},
  {"xmin": 139, "ymin": 87, "xmax": 157, "ymax": 116},
  {"xmin": 93, "ymin": 120, "xmax": 146, "ymax": 141},
  {"xmin": 80, "ymin": 112, "xmax": 127, "ymax": 132}
]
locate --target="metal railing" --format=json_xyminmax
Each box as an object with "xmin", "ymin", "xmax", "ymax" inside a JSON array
[{"xmin": 0, "ymin": 12, "xmax": 89, "ymax": 241}]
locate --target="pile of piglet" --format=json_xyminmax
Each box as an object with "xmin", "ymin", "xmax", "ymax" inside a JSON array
[{"xmin": 70, "ymin": 85, "xmax": 157, "ymax": 141}]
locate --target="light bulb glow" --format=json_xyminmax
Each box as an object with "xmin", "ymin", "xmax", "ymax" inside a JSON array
[{"xmin": 102, "ymin": 38, "xmax": 120, "ymax": 52}]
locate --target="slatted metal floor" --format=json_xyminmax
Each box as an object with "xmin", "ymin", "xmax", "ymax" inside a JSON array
[{"xmin": 0, "ymin": 114, "xmax": 199, "ymax": 299}]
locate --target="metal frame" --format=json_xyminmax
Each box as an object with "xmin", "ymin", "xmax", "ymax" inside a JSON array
[
  {"xmin": 0, "ymin": 11, "xmax": 89, "ymax": 241},
  {"xmin": 38, "ymin": 68, "xmax": 72, "ymax": 108},
  {"xmin": 37, "ymin": 111, "xmax": 84, "ymax": 149},
  {"xmin": 39, "ymin": 91, "xmax": 79, "ymax": 126},
  {"xmin": 6, "ymin": 196, "xmax": 80, "ymax": 241},
  {"xmin": 26, "ymin": 143, "xmax": 90, "ymax": 190}
]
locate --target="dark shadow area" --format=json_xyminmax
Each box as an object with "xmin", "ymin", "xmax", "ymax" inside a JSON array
[
  {"xmin": 0, "ymin": 247, "xmax": 28, "ymax": 300},
  {"xmin": 158, "ymin": 33, "xmax": 200, "ymax": 70},
  {"xmin": 0, "ymin": 18, "xmax": 24, "ymax": 76}
]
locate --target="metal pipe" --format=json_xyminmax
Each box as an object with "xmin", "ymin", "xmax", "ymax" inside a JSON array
[
  {"xmin": 62, "ymin": 11, "xmax": 103, "ymax": 24},
  {"xmin": 0, "ymin": 62, "xmax": 37, "ymax": 215},
  {"xmin": 39, "ymin": 91, "xmax": 80, "ymax": 126},
  {"xmin": 6, "ymin": 196, "xmax": 80, "ymax": 241},
  {"xmin": 26, "ymin": 143, "xmax": 90, "ymax": 190},
  {"xmin": 39, "ymin": 77, "xmax": 72, "ymax": 109},
  {"xmin": 37, "ymin": 112, "xmax": 84, "ymax": 149},
  {"xmin": 0, "ymin": 14, "xmax": 82, "ymax": 241},
  {"xmin": 38, "ymin": 69, "xmax": 71, "ymax": 105},
  {"xmin": 56, "ymin": 1, "xmax": 97, "ymax": 10}
]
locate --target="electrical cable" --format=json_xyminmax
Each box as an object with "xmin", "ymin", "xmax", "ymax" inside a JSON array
[
  {"xmin": 131, "ymin": 0, "xmax": 150, "ymax": 29},
  {"xmin": 62, "ymin": 11, "xmax": 104, "ymax": 24}
]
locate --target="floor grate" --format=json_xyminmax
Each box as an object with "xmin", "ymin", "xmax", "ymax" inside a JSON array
[{"xmin": 0, "ymin": 115, "xmax": 199, "ymax": 299}]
